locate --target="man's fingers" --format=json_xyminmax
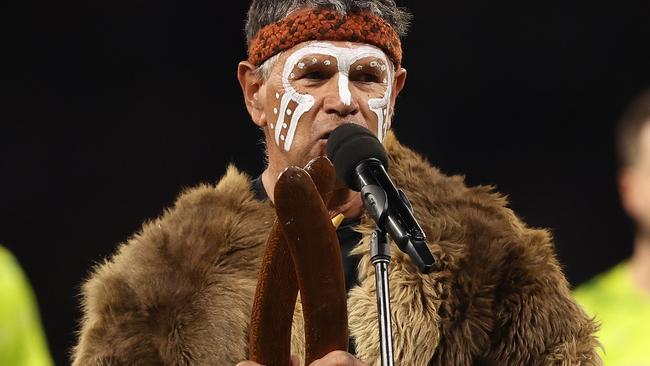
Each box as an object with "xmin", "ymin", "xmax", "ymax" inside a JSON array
[
  {"xmin": 308, "ymin": 350, "xmax": 367, "ymax": 366},
  {"xmin": 291, "ymin": 355, "xmax": 300, "ymax": 366}
]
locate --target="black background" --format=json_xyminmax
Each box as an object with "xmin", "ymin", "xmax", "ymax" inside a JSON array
[{"xmin": 3, "ymin": 1, "xmax": 650, "ymax": 364}]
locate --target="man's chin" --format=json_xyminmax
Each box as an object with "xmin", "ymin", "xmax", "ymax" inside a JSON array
[
  {"xmin": 316, "ymin": 138, "xmax": 329, "ymax": 152},
  {"xmin": 307, "ymin": 140, "xmax": 329, "ymax": 159},
  {"xmin": 284, "ymin": 139, "xmax": 331, "ymax": 168}
]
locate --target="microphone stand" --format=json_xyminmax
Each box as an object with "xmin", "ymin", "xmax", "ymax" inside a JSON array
[
  {"xmin": 371, "ymin": 228, "xmax": 394, "ymax": 366},
  {"xmin": 358, "ymin": 159, "xmax": 435, "ymax": 365}
]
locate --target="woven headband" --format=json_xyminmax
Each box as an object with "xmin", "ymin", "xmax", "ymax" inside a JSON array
[{"xmin": 247, "ymin": 8, "xmax": 402, "ymax": 67}]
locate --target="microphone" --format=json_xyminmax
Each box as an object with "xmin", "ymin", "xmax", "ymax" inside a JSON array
[{"xmin": 327, "ymin": 124, "xmax": 435, "ymax": 274}]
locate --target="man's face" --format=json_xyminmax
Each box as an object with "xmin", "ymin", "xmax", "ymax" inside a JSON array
[
  {"xmin": 255, "ymin": 41, "xmax": 404, "ymax": 168},
  {"xmin": 622, "ymin": 121, "xmax": 650, "ymax": 233}
]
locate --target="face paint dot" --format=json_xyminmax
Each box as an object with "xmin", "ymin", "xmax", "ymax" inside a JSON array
[
  {"xmin": 381, "ymin": 65, "xmax": 387, "ymax": 71},
  {"xmin": 283, "ymin": 123, "xmax": 288, "ymax": 128},
  {"xmin": 273, "ymin": 107, "xmax": 278, "ymax": 114},
  {"xmin": 290, "ymin": 73, "xmax": 295, "ymax": 79},
  {"xmin": 324, "ymin": 60, "xmax": 331, "ymax": 66},
  {"xmin": 383, "ymin": 78, "xmax": 387, "ymax": 83},
  {"xmin": 356, "ymin": 65, "xmax": 363, "ymax": 71},
  {"xmin": 298, "ymin": 62, "xmax": 305, "ymax": 69},
  {"xmin": 286, "ymin": 109, "xmax": 292, "ymax": 115},
  {"xmin": 370, "ymin": 61, "xmax": 378, "ymax": 67},
  {"xmin": 281, "ymin": 135, "xmax": 286, "ymax": 141},
  {"xmin": 312, "ymin": 57, "xmax": 317, "ymax": 64},
  {"xmin": 275, "ymin": 92, "xmax": 280, "ymax": 99},
  {"xmin": 270, "ymin": 123, "xmax": 274, "ymax": 129}
]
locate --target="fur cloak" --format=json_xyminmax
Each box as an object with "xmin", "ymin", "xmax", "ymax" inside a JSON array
[{"xmin": 72, "ymin": 132, "xmax": 601, "ymax": 365}]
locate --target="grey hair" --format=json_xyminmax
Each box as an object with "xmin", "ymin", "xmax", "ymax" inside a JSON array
[
  {"xmin": 244, "ymin": 0, "xmax": 412, "ymax": 47},
  {"xmin": 252, "ymin": 53, "xmax": 282, "ymax": 81}
]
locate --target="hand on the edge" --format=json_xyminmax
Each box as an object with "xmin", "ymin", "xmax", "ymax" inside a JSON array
[
  {"xmin": 236, "ymin": 351, "xmax": 367, "ymax": 366},
  {"xmin": 236, "ymin": 355, "xmax": 299, "ymax": 366}
]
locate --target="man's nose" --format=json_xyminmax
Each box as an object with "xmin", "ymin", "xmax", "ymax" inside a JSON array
[{"xmin": 323, "ymin": 75, "xmax": 360, "ymax": 118}]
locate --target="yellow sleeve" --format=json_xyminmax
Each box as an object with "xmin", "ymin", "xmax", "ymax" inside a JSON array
[
  {"xmin": 0, "ymin": 246, "xmax": 53, "ymax": 366},
  {"xmin": 573, "ymin": 263, "xmax": 650, "ymax": 366}
]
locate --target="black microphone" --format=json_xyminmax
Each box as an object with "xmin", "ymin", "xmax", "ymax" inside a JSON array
[{"xmin": 327, "ymin": 124, "xmax": 435, "ymax": 274}]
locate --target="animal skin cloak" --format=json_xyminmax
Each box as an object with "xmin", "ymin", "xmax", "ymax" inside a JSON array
[{"xmin": 72, "ymin": 132, "xmax": 601, "ymax": 365}]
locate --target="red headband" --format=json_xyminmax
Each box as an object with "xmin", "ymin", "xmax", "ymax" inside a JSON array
[{"xmin": 248, "ymin": 8, "xmax": 402, "ymax": 67}]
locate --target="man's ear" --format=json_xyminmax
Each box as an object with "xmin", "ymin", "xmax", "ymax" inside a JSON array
[
  {"xmin": 619, "ymin": 167, "xmax": 640, "ymax": 220},
  {"xmin": 390, "ymin": 67, "xmax": 407, "ymax": 107},
  {"xmin": 237, "ymin": 61, "xmax": 267, "ymax": 127}
]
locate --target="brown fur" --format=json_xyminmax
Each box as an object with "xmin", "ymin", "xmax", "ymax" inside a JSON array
[{"xmin": 72, "ymin": 133, "xmax": 601, "ymax": 365}]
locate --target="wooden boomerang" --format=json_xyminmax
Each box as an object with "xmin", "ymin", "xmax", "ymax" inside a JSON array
[{"xmin": 248, "ymin": 157, "xmax": 349, "ymax": 365}]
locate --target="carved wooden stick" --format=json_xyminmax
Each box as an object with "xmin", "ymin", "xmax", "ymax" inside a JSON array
[{"xmin": 249, "ymin": 157, "xmax": 348, "ymax": 365}]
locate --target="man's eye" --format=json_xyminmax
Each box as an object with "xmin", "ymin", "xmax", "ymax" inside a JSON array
[
  {"xmin": 301, "ymin": 71, "xmax": 327, "ymax": 80},
  {"xmin": 353, "ymin": 73, "xmax": 380, "ymax": 83}
]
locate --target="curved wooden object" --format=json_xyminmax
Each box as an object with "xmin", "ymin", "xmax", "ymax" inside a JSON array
[{"xmin": 248, "ymin": 157, "xmax": 348, "ymax": 365}]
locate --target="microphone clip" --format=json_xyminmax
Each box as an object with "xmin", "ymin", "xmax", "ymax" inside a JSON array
[{"xmin": 357, "ymin": 159, "xmax": 435, "ymax": 274}]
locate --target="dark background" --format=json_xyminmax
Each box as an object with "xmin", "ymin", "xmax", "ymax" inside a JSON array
[{"xmin": 3, "ymin": 0, "xmax": 650, "ymax": 364}]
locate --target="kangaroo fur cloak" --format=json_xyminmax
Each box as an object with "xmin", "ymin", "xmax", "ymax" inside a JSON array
[{"xmin": 72, "ymin": 132, "xmax": 601, "ymax": 365}]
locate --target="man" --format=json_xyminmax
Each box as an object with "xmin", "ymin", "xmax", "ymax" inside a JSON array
[
  {"xmin": 73, "ymin": 1, "xmax": 601, "ymax": 364},
  {"xmin": 574, "ymin": 89, "xmax": 650, "ymax": 365}
]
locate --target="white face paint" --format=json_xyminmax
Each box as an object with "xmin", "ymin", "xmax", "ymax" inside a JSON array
[
  {"xmin": 367, "ymin": 56, "xmax": 393, "ymax": 142},
  {"xmin": 270, "ymin": 42, "xmax": 394, "ymax": 151}
]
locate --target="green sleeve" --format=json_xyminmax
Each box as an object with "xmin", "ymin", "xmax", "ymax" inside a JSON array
[{"xmin": 0, "ymin": 246, "xmax": 53, "ymax": 366}]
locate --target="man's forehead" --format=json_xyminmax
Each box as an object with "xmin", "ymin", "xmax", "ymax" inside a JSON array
[{"xmin": 283, "ymin": 40, "xmax": 389, "ymax": 61}]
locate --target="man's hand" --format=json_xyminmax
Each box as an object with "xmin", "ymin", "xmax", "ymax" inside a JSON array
[
  {"xmin": 308, "ymin": 351, "xmax": 367, "ymax": 365},
  {"xmin": 236, "ymin": 351, "xmax": 367, "ymax": 366},
  {"xmin": 236, "ymin": 355, "xmax": 299, "ymax": 366}
]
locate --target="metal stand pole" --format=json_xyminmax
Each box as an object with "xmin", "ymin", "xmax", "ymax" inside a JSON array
[{"xmin": 371, "ymin": 229, "xmax": 394, "ymax": 366}]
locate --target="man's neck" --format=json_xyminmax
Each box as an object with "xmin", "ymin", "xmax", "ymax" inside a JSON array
[
  {"xmin": 260, "ymin": 166, "xmax": 282, "ymax": 203},
  {"xmin": 261, "ymin": 166, "xmax": 364, "ymax": 220},
  {"xmin": 630, "ymin": 232, "xmax": 650, "ymax": 295}
]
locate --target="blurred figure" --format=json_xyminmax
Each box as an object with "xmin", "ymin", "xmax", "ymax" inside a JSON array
[
  {"xmin": 574, "ymin": 89, "xmax": 650, "ymax": 364},
  {"xmin": 0, "ymin": 245, "xmax": 53, "ymax": 366}
]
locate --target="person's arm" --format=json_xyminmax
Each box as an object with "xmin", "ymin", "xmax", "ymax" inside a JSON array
[
  {"xmin": 0, "ymin": 246, "xmax": 53, "ymax": 366},
  {"xmin": 368, "ymin": 135, "xmax": 602, "ymax": 364},
  {"xmin": 72, "ymin": 168, "xmax": 271, "ymax": 365},
  {"xmin": 484, "ymin": 229, "xmax": 602, "ymax": 365},
  {"xmin": 436, "ymin": 204, "xmax": 601, "ymax": 365}
]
